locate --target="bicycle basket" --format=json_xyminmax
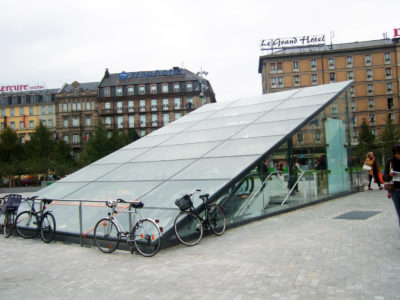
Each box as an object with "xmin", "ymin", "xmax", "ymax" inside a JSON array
[
  {"xmin": 175, "ymin": 195, "xmax": 192, "ymax": 211},
  {"xmin": 3, "ymin": 194, "xmax": 22, "ymax": 214}
]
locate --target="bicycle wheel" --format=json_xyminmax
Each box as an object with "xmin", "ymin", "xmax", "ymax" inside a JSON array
[
  {"xmin": 208, "ymin": 204, "xmax": 226, "ymax": 236},
  {"xmin": 94, "ymin": 218, "xmax": 120, "ymax": 253},
  {"xmin": 4, "ymin": 213, "xmax": 14, "ymax": 238},
  {"xmin": 132, "ymin": 219, "xmax": 161, "ymax": 257},
  {"xmin": 174, "ymin": 211, "xmax": 203, "ymax": 246},
  {"xmin": 15, "ymin": 211, "xmax": 40, "ymax": 239},
  {"xmin": 40, "ymin": 212, "xmax": 56, "ymax": 243}
]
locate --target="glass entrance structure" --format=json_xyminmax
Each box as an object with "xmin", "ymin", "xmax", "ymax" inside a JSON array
[{"xmin": 35, "ymin": 81, "xmax": 356, "ymax": 245}]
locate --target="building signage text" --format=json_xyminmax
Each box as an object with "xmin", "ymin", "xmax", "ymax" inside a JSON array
[
  {"xmin": 0, "ymin": 83, "xmax": 46, "ymax": 93},
  {"xmin": 119, "ymin": 68, "xmax": 183, "ymax": 80},
  {"xmin": 260, "ymin": 34, "xmax": 325, "ymax": 50},
  {"xmin": 394, "ymin": 28, "xmax": 400, "ymax": 38}
]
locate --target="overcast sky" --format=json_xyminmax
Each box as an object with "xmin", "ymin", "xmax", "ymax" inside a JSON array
[{"xmin": 0, "ymin": 0, "xmax": 399, "ymax": 102}]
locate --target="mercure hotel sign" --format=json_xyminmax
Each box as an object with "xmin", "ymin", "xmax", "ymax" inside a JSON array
[
  {"xmin": 260, "ymin": 34, "xmax": 325, "ymax": 50},
  {"xmin": 0, "ymin": 83, "xmax": 46, "ymax": 93}
]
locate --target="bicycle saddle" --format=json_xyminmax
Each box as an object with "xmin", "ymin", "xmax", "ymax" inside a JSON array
[
  {"xmin": 130, "ymin": 201, "xmax": 144, "ymax": 209},
  {"xmin": 199, "ymin": 194, "xmax": 209, "ymax": 199}
]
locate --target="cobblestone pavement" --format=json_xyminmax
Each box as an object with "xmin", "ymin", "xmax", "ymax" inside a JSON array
[{"xmin": 1, "ymin": 190, "xmax": 400, "ymax": 300}]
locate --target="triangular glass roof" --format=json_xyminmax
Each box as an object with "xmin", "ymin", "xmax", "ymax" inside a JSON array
[{"xmin": 37, "ymin": 81, "xmax": 352, "ymax": 207}]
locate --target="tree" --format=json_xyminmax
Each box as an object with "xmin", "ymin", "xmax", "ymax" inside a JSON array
[
  {"xmin": 376, "ymin": 118, "xmax": 400, "ymax": 163},
  {"xmin": 355, "ymin": 118, "xmax": 375, "ymax": 163}
]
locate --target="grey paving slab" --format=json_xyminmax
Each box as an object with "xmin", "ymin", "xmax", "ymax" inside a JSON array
[{"xmin": 1, "ymin": 190, "xmax": 400, "ymax": 299}]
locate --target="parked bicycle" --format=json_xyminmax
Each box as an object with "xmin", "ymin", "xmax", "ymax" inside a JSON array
[
  {"xmin": 2, "ymin": 194, "xmax": 22, "ymax": 238},
  {"xmin": 15, "ymin": 196, "xmax": 56, "ymax": 243},
  {"xmin": 93, "ymin": 198, "xmax": 162, "ymax": 257},
  {"xmin": 0, "ymin": 195, "xmax": 7, "ymax": 232},
  {"xmin": 174, "ymin": 189, "xmax": 226, "ymax": 246}
]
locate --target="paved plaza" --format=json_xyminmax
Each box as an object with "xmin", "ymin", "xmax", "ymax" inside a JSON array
[{"xmin": 1, "ymin": 190, "xmax": 400, "ymax": 300}]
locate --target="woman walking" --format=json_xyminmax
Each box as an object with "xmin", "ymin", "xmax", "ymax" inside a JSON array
[
  {"xmin": 365, "ymin": 152, "xmax": 383, "ymax": 190},
  {"xmin": 383, "ymin": 144, "xmax": 400, "ymax": 229}
]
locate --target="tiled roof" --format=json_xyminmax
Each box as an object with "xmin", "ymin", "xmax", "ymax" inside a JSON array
[{"xmin": 60, "ymin": 82, "xmax": 99, "ymax": 93}]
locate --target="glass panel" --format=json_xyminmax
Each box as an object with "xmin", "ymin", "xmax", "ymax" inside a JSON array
[
  {"xmin": 256, "ymin": 105, "xmax": 322, "ymax": 123},
  {"xmin": 230, "ymin": 90, "xmax": 297, "ymax": 107},
  {"xmin": 172, "ymin": 111, "xmax": 214, "ymax": 124},
  {"xmin": 93, "ymin": 148, "xmax": 150, "ymax": 165},
  {"xmin": 162, "ymin": 125, "xmax": 246, "ymax": 145},
  {"xmin": 122, "ymin": 133, "xmax": 176, "ymax": 149},
  {"xmin": 276, "ymin": 93, "xmax": 337, "ymax": 110},
  {"xmin": 61, "ymin": 164, "xmax": 121, "ymax": 182},
  {"xmin": 187, "ymin": 112, "xmax": 264, "ymax": 131},
  {"xmin": 208, "ymin": 101, "xmax": 281, "ymax": 119},
  {"xmin": 35, "ymin": 182, "xmax": 89, "ymax": 200},
  {"xmin": 190, "ymin": 101, "xmax": 233, "ymax": 114},
  {"xmin": 233, "ymin": 119, "xmax": 302, "ymax": 139},
  {"xmin": 98, "ymin": 160, "xmax": 194, "ymax": 181},
  {"xmin": 65, "ymin": 181, "xmax": 161, "ymax": 201},
  {"xmin": 133, "ymin": 142, "xmax": 221, "ymax": 162},
  {"xmin": 205, "ymin": 136, "xmax": 285, "ymax": 158},
  {"xmin": 172, "ymin": 156, "xmax": 259, "ymax": 180},
  {"xmin": 148, "ymin": 121, "xmax": 195, "ymax": 136},
  {"xmin": 292, "ymin": 81, "xmax": 350, "ymax": 98}
]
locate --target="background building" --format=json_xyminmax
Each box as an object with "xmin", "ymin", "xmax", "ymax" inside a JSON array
[
  {"xmin": 0, "ymin": 88, "xmax": 57, "ymax": 143},
  {"xmin": 97, "ymin": 67, "xmax": 216, "ymax": 137},
  {"xmin": 259, "ymin": 38, "xmax": 400, "ymax": 143},
  {"xmin": 56, "ymin": 81, "xmax": 99, "ymax": 153}
]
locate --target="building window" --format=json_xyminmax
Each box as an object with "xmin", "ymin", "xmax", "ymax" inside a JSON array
[
  {"xmin": 128, "ymin": 100, "xmax": 134, "ymax": 112},
  {"xmin": 140, "ymin": 115, "xmax": 146, "ymax": 127},
  {"xmin": 19, "ymin": 107, "xmax": 24, "ymax": 116},
  {"xmin": 173, "ymin": 83, "xmax": 180, "ymax": 92},
  {"xmin": 140, "ymin": 129, "xmax": 146, "ymax": 137},
  {"xmin": 368, "ymin": 99, "xmax": 375, "ymax": 111},
  {"xmin": 41, "ymin": 106, "xmax": 46, "ymax": 115},
  {"xmin": 128, "ymin": 86, "xmax": 134, "ymax": 95},
  {"xmin": 104, "ymin": 88, "xmax": 111, "ymax": 97},
  {"xmin": 63, "ymin": 103, "xmax": 68, "ymax": 112},
  {"xmin": 0, "ymin": 108, "xmax": 4, "ymax": 117},
  {"xmin": 352, "ymin": 115, "xmax": 357, "ymax": 126},
  {"xmin": 63, "ymin": 118, "xmax": 69, "ymax": 128},
  {"xmin": 387, "ymin": 97, "xmax": 394, "ymax": 110},
  {"xmin": 117, "ymin": 101, "xmax": 123, "ymax": 113},
  {"xmin": 163, "ymin": 99, "xmax": 169, "ymax": 110},
  {"xmin": 72, "ymin": 103, "xmax": 77, "ymax": 111},
  {"xmin": 385, "ymin": 68, "xmax": 392, "ymax": 79},
  {"xmin": 151, "ymin": 99, "xmax": 157, "ymax": 111},
  {"xmin": 311, "ymin": 74, "xmax": 318, "ymax": 85},
  {"xmin": 186, "ymin": 97, "xmax": 194, "ymax": 109},
  {"xmin": 365, "ymin": 54, "xmax": 372, "ymax": 66},
  {"xmin": 384, "ymin": 52, "xmax": 391, "ymax": 64},
  {"xmin": 186, "ymin": 83, "xmax": 193, "ymax": 91},
  {"xmin": 369, "ymin": 114, "xmax": 375, "ymax": 125},
  {"xmin": 347, "ymin": 71, "xmax": 354, "ymax": 80},
  {"xmin": 140, "ymin": 100, "xmax": 146, "ymax": 112},
  {"xmin": 1, "ymin": 123, "xmax": 4, "ymax": 129},
  {"xmin": 151, "ymin": 114, "xmax": 158, "ymax": 126},
  {"xmin": 174, "ymin": 98, "xmax": 181, "ymax": 109},
  {"xmin": 388, "ymin": 113, "xmax": 395, "ymax": 122},
  {"xmin": 86, "ymin": 117, "xmax": 92, "ymax": 126},
  {"xmin": 276, "ymin": 62, "xmax": 283, "ymax": 73},
  {"xmin": 367, "ymin": 84, "xmax": 374, "ymax": 96},
  {"xmin": 86, "ymin": 102, "xmax": 91, "ymax": 111},
  {"xmin": 29, "ymin": 107, "xmax": 34, "ymax": 115},
  {"xmin": 72, "ymin": 134, "xmax": 80, "ymax": 144},
  {"xmin": 74, "ymin": 88, "xmax": 79, "ymax": 96},
  {"xmin": 350, "ymin": 86, "xmax": 355, "ymax": 97},
  {"xmin": 72, "ymin": 117, "xmax": 79, "ymax": 127},
  {"xmin": 29, "ymin": 120, "xmax": 34, "ymax": 129},
  {"xmin": 105, "ymin": 117, "xmax": 111, "ymax": 126},
  {"xmin": 139, "ymin": 85, "xmax": 146, "ymax": 95},
  {"xmin": 9, "ymin": 121, "xmax": 15, "ymax": 129},
  {"xmin": 48, "ymin": 119, "xmax": 53, "ymax": 129},
  {"xmin": 117, "ymin": 116, "xmax": 123, "ymax": 129},
  {"xmin": 328, "ymin": 57, "xmax": 335, "ymax": 69},
  {"xmin": 297, "ymin": 132, "xmax": 303, "ymax": 144},
  {"xmin": 329, "ymin": 72, "xmax": 335, "ymax": 83},
  {"xmin": 314, "ymin": 131, "xmax": 321, "ymax": 143},
  {"xmin": 161, "ymin": 84, "xmax": 169, "ymax": 93},
  {"xmin": 116, "ymin": 87, "xmax": 123, "ymax": 96},
  {"xmin": 386, "ymin": 82, "xmax": 393, "ymax": 94},
  {"xmin": 366, "ymin": 69, "xmax": 373, "ymax": 81},
  {"xmin": 270, "ymin": 77, "xmax": 277, "ymax": 88},
  {"xmin": 351, "ymin": 100, "xmax": 356, "ymax": 112},
  {"xmin": 150, "ymin": 84, "xmax": 157, "ymax": 94},
  {"xmin": 10, "ymin": 108, "xmax": 14, "ymax": 116},
  {"xmin": 277, "ymin": 76, "xmax": 284, "ymax": 87},
  {"xmin": 175, "ymin": 112, "xmax": 181, "ymax": 120},
  {"xmin": 105, "ymin": 102, "xmax": 111, "ymax": 110},
  {"xmin": 49, "ymin": 105, "xmax": 53, "ymax": 113},
  {"xmin": 163, "ymin": 113, "xmax": 169, "ymax": 125},
  {"xmin": 129, "ymin": 115, "xmax": 135, "ymax": 128},
  {"xmin": 346, "ymin": 56, "xmax": 353, "ymax": 67},
  {"xmin": 293, "ymin": 61, "xmax": 299, "ymax": 71},
  {"xmin": 310, "ymin": 59, "xmax": 317, "ymax": 71},
  {"xmin": 293, "ymin": 75, "xmax": 300, "ymax": 86},
  {"xmin": 331, "ymin": 103, "xmax": 338, "ymax": 113},
  {"xmin": 270, "ymin": 63, "xmax": 276, "ymax": 73},
  {"xmin": 63, "ymin": 135, "xmax": 69, "ymax": 143}
]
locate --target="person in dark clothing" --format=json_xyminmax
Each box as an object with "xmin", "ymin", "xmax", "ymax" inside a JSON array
[
  {"xmin": 365, "ymin": 152, "xmax": 383, "ymax": 190},
  {"xmin": 383, "ymin": 144, "xmax": 400, "ymax": 230}
]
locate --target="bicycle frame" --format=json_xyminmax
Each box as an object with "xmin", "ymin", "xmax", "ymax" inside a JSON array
[{"xmin": 106, "ymin": 204, "xmax": 141, "ymax": 240}]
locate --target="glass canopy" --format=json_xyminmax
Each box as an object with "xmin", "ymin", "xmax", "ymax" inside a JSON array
[{"xmin": 35, "ymin": 81, "xmax": 353, "ymax": 244}]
